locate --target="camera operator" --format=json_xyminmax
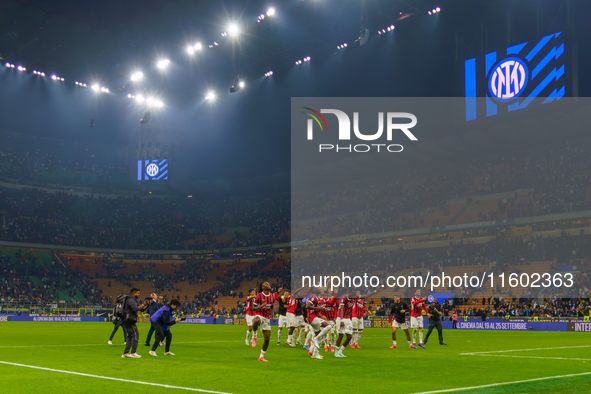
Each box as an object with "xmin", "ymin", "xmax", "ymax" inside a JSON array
[
  {"xmin": 424, "ymin": 299, "xmax": 447, "ymax": 346},
  {"xmin": 121, "ymin": 287, "xmax": 150, "ymax": 358},
  {"xmin": 148, "ymin": 299, "xmax": 183, "ymax": 356}
]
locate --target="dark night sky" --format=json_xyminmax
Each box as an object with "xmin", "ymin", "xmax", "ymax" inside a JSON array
[{"xmin": 0, "ymin": 0, "xmax": 589, "ymax": 194}]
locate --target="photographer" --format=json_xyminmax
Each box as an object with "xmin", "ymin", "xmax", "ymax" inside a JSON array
[
  {"xmin": 424, "ymin": 299, "xmax": 447, "ymax": 346},
  {"xmin": 121, "ymin": 287, "xmax": 150, "ymax": 358},
  {"xmin": 148, "ymin": 299, "xmax": 183, "ymax": 356}
]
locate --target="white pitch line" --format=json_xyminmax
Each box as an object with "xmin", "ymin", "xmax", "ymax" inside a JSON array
[
  {"xmin": 468, "ymin": 354, "xmax": 591, "ymax": 362},
  {"xmin": 412, "ymin": 371, "xmax": 591, "ymax": 394},
  {"xmin": 460, "ymin": 344, "xmax": 591, "ymax": 355},
  {"xmin": 0, "ymin": 361, "xmax": 231, "ymax": 393},
  {"xmin": 0, "ymin": 340, "xmax": 241, "ymax": 349}
]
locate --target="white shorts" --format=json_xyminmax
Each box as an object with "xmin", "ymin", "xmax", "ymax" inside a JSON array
[
  {"xmin": 246, "ymin": 314, "xmax": 254, "ymax": 327},
  {"xmin": 297, "ymin": 315, "xmax": 305, "ymax": 326},
  {"xmin": 392, "ymin": 320, "xmax": 409, "ymax": 330},
  {"xmin": 310, "ymin": 317, "xmax": 325, "ymax": 332},
  {"xmin": 255, "ymin": 316, "xmax": 271, "ymax": 331},
  {"xmin": 410, "ymin": 316, "xmax": 424, "ymax": 329},
  {"xmin": 352, "ymin": 317, "xmax": 364, "ymax": 330},
  {"xmin": 278, "ymin": 315, "xmax": 288, "ymax": 328},
  {"xmin": 337, "ymin": 318, "xmax": 353, "ymax": 335},
  {"xmin": 287, "ymin": 312, "xmax": 297, "ymax": 328}
]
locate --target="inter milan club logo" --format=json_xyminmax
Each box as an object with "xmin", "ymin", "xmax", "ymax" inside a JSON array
[
  {"xmin": 146, "ymin": 163, "xmax": 160, "ymax": 177},
  {"xmin": 488, "ymin": 57, "xmax": 528, "ymax": 102}
]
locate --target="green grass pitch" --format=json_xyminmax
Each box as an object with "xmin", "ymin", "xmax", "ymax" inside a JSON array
[{"xmin": 1, "ymin": 322, "xmax": 590, "ymax": 393}]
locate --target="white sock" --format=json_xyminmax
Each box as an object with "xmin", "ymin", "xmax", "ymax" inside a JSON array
[
  {"xmin": 297, "ymin": 328, "xmax": 305, "ymax": 342},
  {"xmin": 412, "ymin": 329, "xmax": 417, "ymax": 344},
  {"xmin": 259, "ymin": 350, "xmax": 266, "ymax": 359},
  {"xmin": 357, "ymin": 330, "xmax": 363, "ymax": 344},
  {"xmin": 314, "ymin": 325, "xmax": 332, "ymax": 341},
  {"xmin": 419, "ymin": 330, "xmax": 424, "ymax": 344},
  {"xmin": 253, "ymin": 331, "xmax": 258, "ymax": 339},
  {"xmin": 278, "ymin": 329, "xmax": 282, "ymax": 342},
  {"xmin": 393, "ymin": 340, "xmax": 397, "ymax": 346},
  {"xmin": 246, "ymin": 330, "xmax": 251, "ymax": 341},
  {"xmin": 305, "ymin": 330, "xmax": 313, "ymax": 346},
  {"xmin": 288, "ymin": 334, "xmax": 293, "ymax": 343}
]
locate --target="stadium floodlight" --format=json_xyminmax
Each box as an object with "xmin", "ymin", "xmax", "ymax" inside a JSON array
[
  {"xmin": 187, "ymin": 45, "xmax": 195, "ymax": 55},
  {"xmin": 17, "ymin": 65, "xmax": 26, "ymax": 72},
  {"xmin": 227, "ymin": 23, "xmax": 239, "ymax": 37},
  {"xmin": 221, "ymin": 32, "xmax": 228, "ymax": 37},
  {"xmin": 157, "ymin": 58, "xmax": 170, "ymax": 70},
  {"xmin": 136, "ymin": 94, "xmax": 145, "ymax": 103},
  {"xmin": 436, "ymin": 7, "xmax": 441, "ymax": 12},
  {"xmin": 209, "ymin": 45, "xmax": 214, "ymax": 48},
  {"xmin": 91, "ymin": 84, "xmax": 100, "ymax": 92},
  {"xmin": 205, "ymin": 90, "xmax": 216, "ymax": 100},
  {"xmin": 267, "ymin": 7, "xmax": 275, "ymax": 17},
  {"xmin": 194, "ymin": 42, "xmax": 202, "ymax": 51},
  {"xmin": 239, "ymin": 80, "xmax": 245, "ymax": 88},
  {"xmin": 131, "ymin": 71, "xmax": 144, "ymax": 82},
  {"xmin": 100, "ymin": 87, "xmax": 109, "ymax": 93},
  {"xmin": 428, "ymin": 10, "xmax": 432, "ymax": 15},
  {"xmin": 214, "ymin": 42, "xmax": 219, "ymax": 46},
  {"xmin": 265, "ymin": 71, "xmax": 273, "ymax": 77},
  {"xmin": 5, "ymin": 63, "xmax": 15, "ymax": 68},
  {"xmin": 33, "ymin": 70, "xmax": 46, "ymax": 76}
]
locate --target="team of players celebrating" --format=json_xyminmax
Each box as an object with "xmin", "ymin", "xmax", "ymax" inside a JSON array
[{"xmin": 245, "ymin": 283, "xmax": 444, "ymax": 361}]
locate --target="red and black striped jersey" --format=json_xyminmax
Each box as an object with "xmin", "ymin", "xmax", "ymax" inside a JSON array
[
  {"xmin": 255, "ymin": 292, "xmax": 274, "ymax": 319},
  {"xmin": 246, "ymin": 296, "xmax": 256, "ymax": 316},
  {"xmin": 352, "ymin": 298, "xmax": 367, "ymax": 318},
  {"xmin": 339, "ymin": 295, "xmax": 355, "ymax": 319},
  {"xmin": 323, "ymin": 297, "xmax": 339, "ymax": 320}
]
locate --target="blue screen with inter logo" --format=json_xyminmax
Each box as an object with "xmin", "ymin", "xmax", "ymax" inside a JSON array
[{"xmin": 465, "ymin": 32, "xmax": 565, "ymax": 121}]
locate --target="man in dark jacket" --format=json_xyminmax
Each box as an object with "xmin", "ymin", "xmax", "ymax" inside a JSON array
[
  {"xmin": 149, "ymin": 299, "xmax": 182, "ymax": 356},
  {"xmin": 121, "ymin": 288, "xmax": 150, "ymax": 358},
  {"xmin": 108, "ymin": 306, "xmax": 128, "ymax": 345},
  {"xmin": 144, "ymin": 294, "xmax": 163, "ymax": 346},
  {"xmin": 424, "ymin": 300, "xmax": 447, "ymax": 346}
]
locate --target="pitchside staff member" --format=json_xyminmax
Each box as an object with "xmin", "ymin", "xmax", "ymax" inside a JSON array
[
  {"xmin": 144, "ymin": 294, "xmax": 163, "ymax": 347},
  {"xmin": 424, "ymin": 299, "xmax": 447, "ymax": 346},
  {"xmin": 108, "ymin": 305, "xmax": 128, "ymax": 345},
  {"xmin": 148, "ymin": 299, "xmax": 183, "ymax": 356},
  {"xmin": 121, "ymin": 287, "xmax": 150, "ymax": 358}
]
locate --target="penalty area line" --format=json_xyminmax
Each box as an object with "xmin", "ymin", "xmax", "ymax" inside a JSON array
[
  {"xmin": 0, "ymin": 361, "xmax": 231, "ymax": 393},
  {"xmin": 412, "ymin": 371, "xmax": 591, "ymax": 394}
]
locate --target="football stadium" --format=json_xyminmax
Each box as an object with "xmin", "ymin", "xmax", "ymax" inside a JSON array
[{"xmin": 1, "ymin": 0, "xmax": 591, "ymax": 392}]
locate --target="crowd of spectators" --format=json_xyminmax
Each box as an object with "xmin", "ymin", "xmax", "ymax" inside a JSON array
[
  {"xmin": 0, "ymin": 187, "xmax": 289, "ymax": 250},
  {"xmin": 0, "ymin": 249, "xmax": 105, "ymax": 305}
]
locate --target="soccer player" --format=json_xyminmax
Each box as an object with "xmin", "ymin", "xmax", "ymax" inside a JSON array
[
  {"xmin": 245, "ymin": 288, "xmax": 257, "ymax": 346},
  {"xmin": 424, "ymin": 299, "xmax": 447, "ymax": 346},
  {"xmin": 389, "ymin": 297, "xmax": 412, "ymax": 349},
  {"xmin": 305, "ymin": 291, "xmax": 335, "ymax": 359},
  {"xmin": 275, "ymin": 290, "xmax": 289, "ymax": 345},
  {"xmin": 251, "ymin": 282, "xmax": 276, "ymax": 362},
  {"xmin": 335, "ymin": 290, "xmax": 356, "ymax": 358},
  {"xmin": 410, "ymin": 289, "xmax": 428, "ymax": 349},
  {"xmin": 286, "ymin": 289, "xmax": 305, "ymax": 347},
  {"xmin": 351, "ymin": 293, "xmax": 369, "ymax": 348}
]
